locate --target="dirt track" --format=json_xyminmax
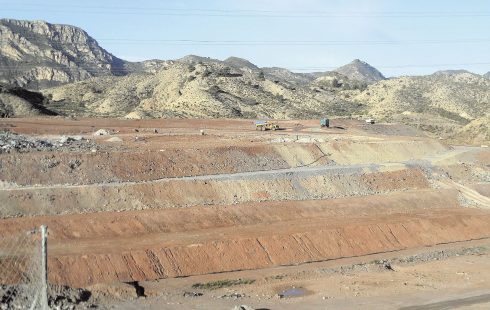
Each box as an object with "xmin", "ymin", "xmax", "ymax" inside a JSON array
[{"xmin": 0, "ymin": 118, "xmax": 489, "ymax": 307}]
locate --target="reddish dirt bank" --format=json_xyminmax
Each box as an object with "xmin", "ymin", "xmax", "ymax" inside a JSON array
[
  {"xmin": 2, "ymin": 189, "xmax": 490, "ymax": 287},
  {"xmin": 0, "ymin": 145, "xmax": 291, "ymax": 186},
  {"xmin": 40, "ymin": 208, "xmax": 490, "ymax": 287}
]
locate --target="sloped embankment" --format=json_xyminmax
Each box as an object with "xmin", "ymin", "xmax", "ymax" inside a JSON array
[
  {"xmin": 0, "ymin": 167, "xmax": 428, "ymax": 218},
  {"xmin": 0, "ymin": 139, "xmax": 446, "ymax": 186},
  {"xmin": 2, "ymin": 189, "xmax": 489, "ymax": 287}
]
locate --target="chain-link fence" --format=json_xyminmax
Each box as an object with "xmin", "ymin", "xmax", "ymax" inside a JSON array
[{"xmin": 0, "ymin": 225, "xmax": 48, "ymax": 310}]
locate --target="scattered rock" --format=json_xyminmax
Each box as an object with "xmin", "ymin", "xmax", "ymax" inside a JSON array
[
  {"xmin": 0, "ymin": 131, "xmax": 99, "ymax": 154},
  {"xmin": 59, "ymin": 135, "xmax": 83, "ymax": 144},
  {"xmin": 93, "ymin": 129, "xmax": 110, "ymax": 136},
  {"xmin": 0, "ymin": 284, "xmax": 93, "ymax": 310},
  {"xmin": 0, "ymin": 131, "xmax": 53, "ymax": 153},
  {"xmin": 219, "ymin": 292, "xmax": 246, "ymax": 299},
  {"xmin": 183, "ymin": 291, "xmax": 203, "ymax": 298}
]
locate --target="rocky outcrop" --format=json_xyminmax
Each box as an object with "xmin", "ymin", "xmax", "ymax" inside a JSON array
[{"xmin": 0, "ymin": 19, "xmax": 129, "ymax": 89}]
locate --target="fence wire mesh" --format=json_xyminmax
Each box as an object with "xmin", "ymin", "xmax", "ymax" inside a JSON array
[{"xmin": 0, "ymin": 227, "xmax": 46, "ymax": 309}]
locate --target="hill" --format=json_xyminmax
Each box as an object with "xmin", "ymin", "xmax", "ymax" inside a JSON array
[
  {"xmin": 350, "ymin": 71, "xmax": 490, "ymax": 142},
  {"xmin": 0, "ymin": 84, "xmax": 57, "ymax": 117},
  {"xmin": 454, "ymin": 114, "xmax": 490, "ymax": 144},
  {"xmin": 223, "ymin": 57, "xmax": 260, "ymax": 72},
  {"xmin": 43, "ymin": 59, "xmax": 361, "ymax": 119},
  {"xmin": 1, "ymin": 18, "xmax": 487, "ymax": 144},
  {"xmin": 484, "ymin": 72, "xmax": 490, "ymax": 79},
  {"xmin": 334, "ymin": 59, "xmax": 385, "ymax": 84}
]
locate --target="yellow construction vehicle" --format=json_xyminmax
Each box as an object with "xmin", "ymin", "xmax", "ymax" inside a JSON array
[{"xmin": 255, "ymin": 120, "xmax": 279, "ymax": 131}]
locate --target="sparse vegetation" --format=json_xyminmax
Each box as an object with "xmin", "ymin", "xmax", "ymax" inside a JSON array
[{"xmin": 191, "ymin": 279, "xmax": 256, "ymax": 290}]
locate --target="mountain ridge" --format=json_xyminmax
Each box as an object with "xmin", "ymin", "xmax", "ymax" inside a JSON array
[
  {"xmin": 0, "ymin": 18, "xmax": 131, "ymax": 88},
  {"xmin": 0, "ymin": 18, "xmax": 488, "ymax": 144}
]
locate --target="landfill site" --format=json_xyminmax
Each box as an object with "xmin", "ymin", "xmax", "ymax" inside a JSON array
[{"xmin": 0, "ymin": 117, "xmax": 490, "ymax": 310}]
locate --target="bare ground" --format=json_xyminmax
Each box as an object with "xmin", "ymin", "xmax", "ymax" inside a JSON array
[{"xmin": 0, "ymin": 117, "xmax": 488, "ymax": 309}]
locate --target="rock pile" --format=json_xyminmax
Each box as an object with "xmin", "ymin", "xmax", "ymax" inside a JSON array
[
  {"xmin": 0, "ymin": 131, "xmax": 53, "ymax": 153},
  {"xmin": 0, "ymin": 284, "xmax": 96, "ymax": 310},
  {"xmin": 0, "ymin": 131, "xmax": 97, "ymax": 153}
]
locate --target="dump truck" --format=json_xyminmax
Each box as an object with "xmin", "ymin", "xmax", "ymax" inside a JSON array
[
  {"xmin": 255, "ymin": 120, "xmax": 279, "ymax": 131},
  {"xmin": 320, "ymin": 118, "xmax": 330, "ymax": 128}
]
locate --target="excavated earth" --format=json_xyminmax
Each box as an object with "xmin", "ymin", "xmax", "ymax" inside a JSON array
[{"xmin": 0, "ymin": 118, "xmax": 489, "ymax": 304}]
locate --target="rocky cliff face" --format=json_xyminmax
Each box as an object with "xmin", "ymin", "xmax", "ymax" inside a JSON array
[{"xmin": 0, "ymin": 19, "xmax": 129, "ymax": 89}]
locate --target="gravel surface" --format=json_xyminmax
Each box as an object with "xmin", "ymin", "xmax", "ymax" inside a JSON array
[{"xmin": 0, "ymin": 131, "xmax": 98, "ymax": 154}]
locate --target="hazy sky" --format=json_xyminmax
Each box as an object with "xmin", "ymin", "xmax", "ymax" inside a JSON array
[{"xmin": 2, "ymin": 0, "xmax": 490, "ymax": 76}]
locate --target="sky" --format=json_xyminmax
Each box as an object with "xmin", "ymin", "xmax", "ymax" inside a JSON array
[{"xmin": 1, "ymin": 0, "xmax": 490, "ymax": 77}]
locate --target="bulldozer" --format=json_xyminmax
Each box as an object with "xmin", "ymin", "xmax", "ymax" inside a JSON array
[{"xmin": 255, "ymin": 120, "xmax": 279, "ymax": 131}]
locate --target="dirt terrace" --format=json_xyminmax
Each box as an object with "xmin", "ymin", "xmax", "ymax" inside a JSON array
[
  {"xmin": 0, "ymin": 117, "xmax": 489, "ymax": 305},
  {"xmin": 3, "ymin": 189, "xmax": 490, "ymax": 287}
]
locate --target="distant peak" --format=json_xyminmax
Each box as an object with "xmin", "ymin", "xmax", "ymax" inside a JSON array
[
  {"xmin": 432, "ymin": 69, "xmax": 472, "ymax": 76},
  {"xmin": 333, "ymin": 59, "xmax": 385, "ymax": 84},
  {"xmin": 223, "ymin": 56, "xmax": 259, "ymax": 70}
]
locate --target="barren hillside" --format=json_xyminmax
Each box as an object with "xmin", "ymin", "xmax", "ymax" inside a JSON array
[
  {"xmin": 349, "ymin": 71, "xmax": 490, "ymax": 142},
  {"xmin": 43, "ymin": 58, "xmax": 362, "ymax": 119},
  {"xmin": 0, "ymin": 84, "xmax": 57, "ymax": 117}
]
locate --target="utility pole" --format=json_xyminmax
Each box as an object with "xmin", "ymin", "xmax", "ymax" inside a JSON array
[{"xmin": 40, "ymin": 225, "xmax": 49, "ymax": 310}]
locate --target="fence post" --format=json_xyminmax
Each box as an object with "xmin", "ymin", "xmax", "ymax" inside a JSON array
[{"xmin": 40, "ymin": 225, "xmax": 49, "ymax": 310}]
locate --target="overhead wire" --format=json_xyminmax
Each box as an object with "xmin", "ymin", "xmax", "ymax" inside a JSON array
[
  {"xmin": 1, "ymin": 3, "xmax": 490, "ymax": 18},
  {"xmin": 2, "ymin": 38, "xmax": 490, "ymax": 46}
]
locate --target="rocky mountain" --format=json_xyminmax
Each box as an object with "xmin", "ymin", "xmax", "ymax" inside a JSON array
[
  {"xmin": 0, "ymin": 19, "xmax": 132, "ymax": 89},
  {"xmin": 484, "ymin": 72, "xmax": 490, "ymax": 79},
  {"xmin": 1, "ymin": 18, "xmax": 487, "ymax": 144},
  {"xmin": 41, "ymin": 53, "xmax": 489, "ymax": 143},
  {"xmin": 334, "ymin": 59, "xmax": 385, "ymax": 85},
  {"xmin": 42, "ymin": 59, "xmax": 361, "ymax": 119},
  {"xmin": 0, "ymin": 84, "xmax": 56, "ymax": 117}
]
